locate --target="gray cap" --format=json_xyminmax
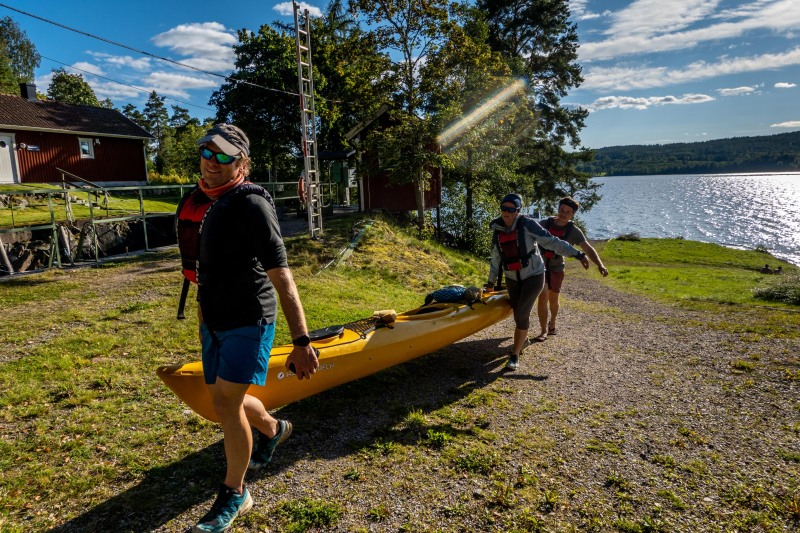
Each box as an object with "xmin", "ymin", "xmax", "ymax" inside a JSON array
[{"xmin": 197, "ymin": 123, "xmax": 250, "ymax": 156}]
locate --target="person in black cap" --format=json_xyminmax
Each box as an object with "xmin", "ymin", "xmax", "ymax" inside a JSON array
[
  {"xmin": 485, "ymin": 193, "xmax": 589, "ymax": 370},
  {"xmin": 176, "ymin": 123, "xmax": 319, "ymax": 533}
]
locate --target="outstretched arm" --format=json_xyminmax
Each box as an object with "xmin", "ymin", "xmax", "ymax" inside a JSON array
[{"xmin": 580, "ymin": 241, "xmax": 608, "ymax": 276}]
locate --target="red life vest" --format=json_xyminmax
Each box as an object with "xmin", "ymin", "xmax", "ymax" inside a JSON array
[
  {"xmin": 541, "ymin": 218, "xmax": 573, "ymax": 260},
  {"xmin": 492, "ymin": 216, "xmax": 532, "ymax": 271},
  {"xmin": 497, "ymin": 230, "xmax": 523, "ymax": 270},
  {"xmin": 175, "ymin": 188, "xmax": 213, "ymax": 283},
  {"xmin": 175, "ymin": 183, "xmax": 278, "ymax": 284}
]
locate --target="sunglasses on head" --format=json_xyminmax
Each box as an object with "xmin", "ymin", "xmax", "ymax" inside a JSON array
[
  {"xmin": 500, "ymin": 205, "xmax": 518, "ymax": 213},
  {"xmin": 199, "ymin": 146, "xmax": 241, "ymax": 165}
]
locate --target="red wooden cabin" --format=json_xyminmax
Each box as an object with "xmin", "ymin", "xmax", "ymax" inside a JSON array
[
  {"xmin": 0, "ymin": 84, "xmax": 152, "ymax": 185},
  {"xmin": 345, "ymin": 105, "xmax": 441, "ymax": 213}
]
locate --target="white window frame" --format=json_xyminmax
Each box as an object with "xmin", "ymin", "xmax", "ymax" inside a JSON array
[{"xmin": 78, "ymin": 138, "xmax": 95, "ymax": 159}]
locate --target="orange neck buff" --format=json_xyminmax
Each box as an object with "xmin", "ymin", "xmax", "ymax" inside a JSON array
[{"xmin": 198, "ymin": 174, "xmax": 245, "ymax": 200}]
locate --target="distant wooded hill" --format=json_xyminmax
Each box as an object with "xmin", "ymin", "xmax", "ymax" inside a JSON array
[{"xmin": 579, "ymin": 131, "xmax": 800, "ymax": 176}]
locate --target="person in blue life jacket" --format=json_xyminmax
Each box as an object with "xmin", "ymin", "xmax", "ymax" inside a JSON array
[
  {"xmin": 485, "ymin": 193, "xmax": 590, "ymax": 371},
  {"xmin": 534, "ymin": 196, "xmax": 608, "ymax": 342},
  {"xmin": 175, "ymin": 123, "xmax": 319, "ymax": 533}
]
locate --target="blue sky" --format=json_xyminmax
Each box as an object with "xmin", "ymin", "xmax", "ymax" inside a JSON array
[{"xmin": 4, "ymin": 0, "xmax": 800, "ymax": 149}]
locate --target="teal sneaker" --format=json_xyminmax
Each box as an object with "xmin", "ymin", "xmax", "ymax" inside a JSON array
[
  {"xmin": 192, "ymin": 484, "xmax": 253, "ymax": 533},
  {"xmin": 505, "ymin": 353, "xmax": 518, "ymax": 371},
  {"xmin": 249, "ymin": 419, "xmax": 292, "ymax": 470}
]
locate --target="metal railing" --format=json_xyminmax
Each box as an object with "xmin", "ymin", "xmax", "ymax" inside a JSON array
[{"xmin": 0, "ymin": 179, "xmax": 343, "ymax": 274}]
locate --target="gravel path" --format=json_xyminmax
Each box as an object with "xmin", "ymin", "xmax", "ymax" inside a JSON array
[
  {"xmin": 166, "ymin": 267, "xmax": 798, "ymax": 532},
  {"xmin": 47, "ymin": 262, "xmax": 794, "ymax": 532}
]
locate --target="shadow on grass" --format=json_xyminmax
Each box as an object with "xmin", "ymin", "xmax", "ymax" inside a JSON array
[
  {"xmin": 51, "ymin": 333, "xmax": 532, "ymax": 531},
  {"xmin": 48, "ymin": 442, "xmax": 226, "ymax": 532}
]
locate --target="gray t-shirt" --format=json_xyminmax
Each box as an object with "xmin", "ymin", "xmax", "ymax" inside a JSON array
[{"xmin": 540, "ymin": 217, "xmax": 586, "ymax": 273}]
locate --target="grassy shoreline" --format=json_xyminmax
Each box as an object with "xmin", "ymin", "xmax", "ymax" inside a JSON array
[{"xmin": 1, "ymin": 215, "xmax": 798, "ymax": 531}]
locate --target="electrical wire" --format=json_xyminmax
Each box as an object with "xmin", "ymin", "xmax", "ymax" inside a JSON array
[
  {"xmin": 40, "ymin": 55, "xmax": 215, "ymax": 113},
  {"xmin": 0, "ymin": 2, "xmax": 301, "ymax": 99}
]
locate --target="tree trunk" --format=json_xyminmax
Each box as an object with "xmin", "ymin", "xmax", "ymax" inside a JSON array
[
  {"xmin": 465, "ymin": 149, "xmax": 476, "ymax": 246},
  {"xmin": 415, "ymin": 169, "xmax": 426, "ymax": 234}
]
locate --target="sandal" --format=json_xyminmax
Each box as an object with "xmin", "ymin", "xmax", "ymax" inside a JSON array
[
  {"xmin": 532, "ymin": 333, "xmax": 547, "ymax": 342},
  {"xmin": 548, "ymin": 325, "xmax": 557, "ymax": 336}
]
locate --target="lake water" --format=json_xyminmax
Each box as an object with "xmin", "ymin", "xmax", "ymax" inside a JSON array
[{"xmin": 577, "ymin": 173, "xmax": 800, "ymax": 266}]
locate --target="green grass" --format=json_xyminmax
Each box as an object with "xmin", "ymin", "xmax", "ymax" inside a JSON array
[
  {"xmin": 596, "ymin": 238, "xmax": 800, "ymax": 338},
  {"xmin": 0, "ymin": 214, "xmax": 489, "ymax": 531},
  {"xmin": 273, "ymin": 497, "xmax": 341, "ymax": 531},
  {"xmin": 601, "ymin": 238, "xmax": 798, "ymax": 305},
  {"xmin": 0, "ymin": 216, "xmax": 798, "ymax": 531},
  {"xmin": 0, "ymin": 184, "xmax": 184, "ymax": 227}
]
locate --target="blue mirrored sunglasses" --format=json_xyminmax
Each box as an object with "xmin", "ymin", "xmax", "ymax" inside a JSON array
[
  {"xmin": 199, "ymin": 146, "xmax": 240, "ymax": 165},
  {"xmin": 500, "ymin": 205, "xmax": 518, "ymax": 213}
]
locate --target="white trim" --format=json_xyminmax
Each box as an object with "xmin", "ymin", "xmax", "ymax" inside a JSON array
[
  {"xmin": 78, "ymin": 137, "xmax": 95, "ymax": 159},
  {"xmin": 345, "ymin": 104, "xmax": 390, "ymax": 141},
  {"xmin": 0, "ymin": 132, "xmax": 19, "ymax": 184},
  {"xmin": 0, "ymin": 124, "xmax": 151, "ymax": 140}
]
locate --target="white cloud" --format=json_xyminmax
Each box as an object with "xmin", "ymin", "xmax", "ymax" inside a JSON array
[
  {"xmin": 775, "ymin": 82, "xmax": 796, "ymax": 88},
  {"xmin": 91, "ymin": 80, "xmax": 148, "ymax": 100},
  {"xmin": 580, "ymin": 0, "xmax": 800, "ymax": 61},
  {"xmin": 606, "ymin": 0, "xmax": 720, "ymax": 38},
  {"xmin": 34, "ymin": 72, "xmax": 55, "ymax": 91},
  {"xmin": 582, "ymin": 46, "xmax": 800, "ymax": 91},
  {"xmin": 90, "ymin": 52, "xmax": 151, "ymax": 71},
  {"xmin": 715, "ymin": 0, "xmax": 782, "ymax": 21},
  {"xmin": 71, "ymin": 62, "xmax": 105, "ymax": 76},
  {"xmin": 586, "ymin": 93, "xmax": 714, "ymax": 111},
  {"xmin": 140, "ymin": 72, "xmax": 220, "ymax": 98},
  {"xmin": 151, "ymin": 22, "xmax": 237, "ymax": 73},
  {"xmin": 570, "ymin": 0, "xmax": 608, "ymax": 21},
  {"xmin": 717, "ymin": 86, "xmax": 755, "ymax": 96},
  {"xmin": 770, "ymin": 121, "xmax": 800, "ymax": 128},
  {"xmin": 273, "ymin": 2, "xmax": 323, "ymax": 18}
]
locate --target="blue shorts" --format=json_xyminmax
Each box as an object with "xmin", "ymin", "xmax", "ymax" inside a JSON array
[{"xmin": 200, "ymin": 320, "xmax": 275, "ymax": 386}]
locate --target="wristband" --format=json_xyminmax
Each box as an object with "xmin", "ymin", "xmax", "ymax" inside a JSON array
[{"xmin": 292, "ymin": 334, "xmax": 311, "ymax": 347}]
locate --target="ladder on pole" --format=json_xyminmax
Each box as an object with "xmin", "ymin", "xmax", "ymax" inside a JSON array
[{"xmin": 294, "ymin": 1, "xmax": 323, "ymax": 238}]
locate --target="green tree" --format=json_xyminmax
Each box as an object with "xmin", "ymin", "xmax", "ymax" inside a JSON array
[
  {"xmin": 0, "ymin": 16, "xmax": 40, "ymax": 93},
  {"xmin": 352, "ymin": 0, "xmax": 455, "ymax": 231},
  {"xmin": 122, "ymin": 103, "xmax": 147, "ymax": 128},
  {"xmin": 142, "ymin": 92, "xmax": 170, "ymax": 172},
  {"xmin": 211, "ymin": 25, "xmax": 306, "ymax": 181},
  {"xmin": 478, "ymin": 0, "xmax": 598, "ymax": 215},
  {"xmin": 168, "ymin": 105, "xmax": 196, "ymax": 130},
  {"xmin": 209, "ymin": 4, "xmax": 392, "ymax": 188},
  {"xmin": 311, "ymin": 0, "xmax": 392, "ymax": 153},
  {"xmin": 161, "ymin": 120, "xmax": 210, "ymax": 181},
  {"xmin": 426, "ymin": 5, "xmax": 533, "ymax": 249},
  {"xmin": 46, "ymin": 69, "xmax": 101, "ymax": 106}
]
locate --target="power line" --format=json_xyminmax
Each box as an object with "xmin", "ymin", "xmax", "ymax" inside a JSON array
[
  {"xmin": 40, "ymin": 55, "xmax": 216, "ymax": 113},
  {"xmin": 0, "ymin": 2, "xmax": 301, "ymax": 99}
]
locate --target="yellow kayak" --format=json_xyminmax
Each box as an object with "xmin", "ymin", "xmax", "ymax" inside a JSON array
[{"xmin": 157, "ymin": 290, "xmax": 511, "ymax": 421}]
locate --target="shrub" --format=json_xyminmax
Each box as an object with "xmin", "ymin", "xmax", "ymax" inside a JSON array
[
  {"xmin": 753, "ymin": 273, "xmax": 800, "ymax": 305},
  {"xmin": 148, "ymin": 172, "xmax": 195, "ymax": 185},
  {"xmin": 616, "ymin": 232, "xmax": 641, "ymax": 241}
]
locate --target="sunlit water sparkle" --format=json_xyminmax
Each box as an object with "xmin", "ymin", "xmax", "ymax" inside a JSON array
[{"xmin": 579, "ymin": 173, "xmax": 800, "ymax": 266}]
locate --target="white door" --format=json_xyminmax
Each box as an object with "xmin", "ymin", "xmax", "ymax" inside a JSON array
[{"xmin": 0, "ymin": 134, "xmax": 18, "ymax": 184}]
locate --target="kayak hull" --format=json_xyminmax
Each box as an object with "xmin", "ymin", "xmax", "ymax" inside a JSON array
[{"xmin": 157, "ymin": 291, "xmax": 511, "ymax": 421}]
